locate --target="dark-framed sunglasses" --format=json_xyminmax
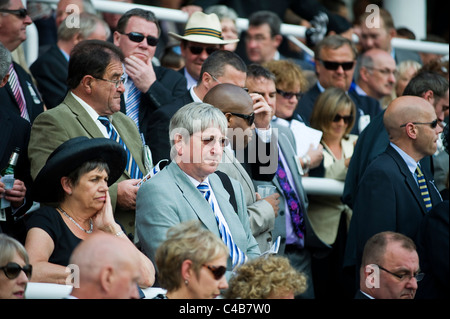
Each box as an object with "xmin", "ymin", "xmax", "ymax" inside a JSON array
[
  {"xmin": 276, "ymin": 88, "xmax": 302, "ymax": 100},
  {"xmin": 187, "ymin": 45, "xmax": 219, "ymax": 55},
  {"xmin": 228, "ymin": 112, "xmax": 255, "ymax": 126},
  {"xmin": 203, "ymin": 264, "xmax": 227, "ymax": 280},
  {"xmin": 400, "ymin": 119, "xmax": 439, "ymax": 129},
  {"xmin": 121, "ymin": 32, "xmax": 158, "ymax": 46},
  {"xmin": 320, "ymin": 60, "xmax": 355, "ymax": 71},
  {"xmin": 0, "ymin": 262, "xmax": 32, "ymax": 280},
  {"xmin": 333, "ymin": 114, "xmax": 353, "ymax": 124},
  {"xmin": 0, "ymin": 8, "xmax": 28, "ymax": 19}
]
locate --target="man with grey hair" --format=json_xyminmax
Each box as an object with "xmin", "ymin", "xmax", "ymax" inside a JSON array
[
  {"xmin": 136, "ymin": 102, "xmax": 260, "ymax": 275},
  {"xmin": 30, "ymin": 12, "xmax": 111, "ymax": 109},
  {"xmin": 0, "ymin": 0, "xmax": 44, "ymax": 122},
  {"xmin": 0, "ymin": 41, "xmax": 32, "ymax": 241}
]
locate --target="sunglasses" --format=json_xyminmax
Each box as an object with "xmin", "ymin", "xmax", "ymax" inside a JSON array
[
  {"xmin": 187, "ymin": 46, "xmax": 219, "ymax": 55},
  {"xmin": 320, "ymin": 60, "xmax": 355, "ymax": 71},
  {"xmin": 276, "ymin": 88, "xmax": 302, "ymax": 100},
  {"xmin": 0, "ymin": 8, "xmax": 28, "ymax": 18},
  {"xmin": 400, "ymin": 119, "xmax": 439, "ymax": 129},
  {"xmin": 203, "ymin": 264, "xmax": 227, "ymax": 280},
  {"xmin": 0, "ymin": 262, "xmax": 32, "ymax": 280},
  {"xmin": 228, "ymin": 112, "xmax": 255, "ymax": 126},
  {"xmin": 333, "ymin": 114, "xmax": 353, "ymax": 124},
  {"xmin": 121, "ymin": 32, "xmax": 158, "ymax": 46}
]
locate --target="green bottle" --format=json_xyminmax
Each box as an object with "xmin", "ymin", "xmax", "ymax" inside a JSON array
[{"xmin": 1, "ymin": 147, "xmax": 20, "ymax": 176}]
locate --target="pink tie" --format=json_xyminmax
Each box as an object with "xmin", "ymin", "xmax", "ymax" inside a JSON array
[{"xmin": 8, "ymin": 64, "xmax": 29, "ymax": 121}]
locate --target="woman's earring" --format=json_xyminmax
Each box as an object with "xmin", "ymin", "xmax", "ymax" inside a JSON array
[{"xmin": 184, "ymin": 279, "xmax": 189, "ymax": 286}]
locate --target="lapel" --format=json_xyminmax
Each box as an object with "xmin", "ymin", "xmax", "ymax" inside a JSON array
[
  {"xmin": 223, "ymin": 147, "xmax": 256, "ymax": 201},
  {"xmin": 63, "ymin": 93, "xmax": 104, "ymax": 138},
  {"xmin": 0, "ymin": 110, "xmax": 13, "ymax": 161}
]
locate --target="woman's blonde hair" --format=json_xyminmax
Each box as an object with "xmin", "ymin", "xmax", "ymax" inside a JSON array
[
  {"xmin": 155, "ymin": 221, "xmax": 228, "ymax": 292},
  {"xmin": 224, "ymin": 255, "xmax": 307, "ymax": 299},
  {"xmin": 263, "ymin": 60, "xmax": 308, "ymax": 92},
  {"xmin": 0, "ymin": 234, "xmax": 29, "ymax": 267}
]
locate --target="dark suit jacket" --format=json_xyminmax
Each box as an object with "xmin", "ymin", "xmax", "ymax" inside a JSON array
[
  {"xmin": 0, "ymin": 108, "xmax": 33, "ymax": 241},
  {"xmin": 354, "ymin": 290, "xmax": 372, "ymax": 299},
  {"xmin": 120, "ymin": 65, "xmax": 187, "ymax": 146},
  {"xmin": 0, "ymin": 62, "xmax": 44, "ymax": 123},
  {"xmin": 293, "ymin": 83, "xmax": 381, "ymax": 135},
  {"xmin": 343, "ymin": 145, "xmax": 443, "ymax": 290},
  {"xmin": 30, "ymin": 44, "xmax": 69, "ymax": 109}
]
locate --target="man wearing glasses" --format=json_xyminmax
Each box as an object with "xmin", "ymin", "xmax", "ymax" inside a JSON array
[
  {"xmin": 356, "ymin": 231, "xmax": 422, "ymax": 299},
  {"xmin": 344, "ymin": 96, "xmax": 443, "ymax": 298},
  {"xmin": 293, "ymin": 35, "xmax": 381, "ymax": 135},
  {"xmin": 169, "ymin": 11, "xmax": 239, "ymax": 89},
  {"xmin": 113, "ymin": 8, "xmax": 187, "ymax": 144},
  {"xmin": 0, "ymin": 0, "xmax": 44, "ymax": 123}
]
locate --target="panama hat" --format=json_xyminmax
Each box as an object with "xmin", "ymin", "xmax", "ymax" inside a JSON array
[
  {"xmin": 33, "ymin": 137, "xmax": 127, "ymax": 203},
  {"xmin": 169, "ymin": 11, "xmax": 239, "ymax": 45}
]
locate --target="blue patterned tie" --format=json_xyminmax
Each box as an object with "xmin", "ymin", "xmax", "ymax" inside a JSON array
[
  {"xmin": 276, "ymin": 157, "xmax": 306, "ymax": 244},
  {"xmin": 415, "ymin": 165, "xmax": 432, "ymax": 212},
  {"xmin": 126, "ymin": 79, "xmax": 141, "ymax": 129},
  {"xmin": 197, "ymin": 182, "xmax": 247, "ymax": 269},
  {"xmin": 98, "ymin": 116, "xmax": 143, "ymax": 179}
]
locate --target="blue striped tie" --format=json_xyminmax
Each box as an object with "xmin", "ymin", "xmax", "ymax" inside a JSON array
[
  {"xmin": 197, "ymin": 182, "xmax": 247, "ymax": 269},
  {"xmin": 126, "ymin": 80, "xmax": 141, "ymax": 129},
  {"xmin": 98, "ymin": 116, "xmax": 143, "ymax": 179},
  {"xmin": 415, "ymin": 165, "xmax": 432, "ymax": 212}
]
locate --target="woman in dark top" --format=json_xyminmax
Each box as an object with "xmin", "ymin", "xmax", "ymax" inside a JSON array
[{"xmin": 24, "ymin": 137, "xmax": 155, "ymax": 287}]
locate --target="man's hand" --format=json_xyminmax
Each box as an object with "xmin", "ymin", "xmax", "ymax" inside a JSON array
[
  {"xmin": 250, "ymin": 93, "xmax": 272, "ymax": 130},
  {"xmin": 3, "ymin": 179, "xmax": 26, "ymax": 209},
  {"xmin": 116, "ymin": 179, "xmax": 140, "ymax": 210},
  {"xmin": 124, "ymin": 55, "xmax": 156, "ymax": 93},
  {"xmin": 258, "ymin": 192, "xmax": 280, "ymax": 217},
  {"xmin": 306, "ymin": 143, "xmax": 324, "ymax": 170}
]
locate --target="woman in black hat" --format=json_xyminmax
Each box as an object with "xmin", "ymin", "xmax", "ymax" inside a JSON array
[{"xmin": 23, "ymin": 137, "xmax": 155, "ymax": 288}]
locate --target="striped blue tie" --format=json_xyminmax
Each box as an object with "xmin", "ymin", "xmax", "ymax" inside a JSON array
[
  {"xmin": 415, "ymin": 165, "xmax": 432, "ymax": 212},
  {"xmin": 197, "ymin": 182, "xmax": 247, "ymax": 269},
  {"xmin": 126, "ymin": 80, "xmax": 141, "ymax": 129},
  {"xmin": 98, "ymin": 116, "xmax": 143, "ymax": 179}
]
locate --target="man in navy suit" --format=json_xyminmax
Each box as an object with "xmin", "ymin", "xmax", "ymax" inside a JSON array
[
  {"xmin": 0, "ymin": 0, "xmax": 44, "ymax": 123},
  {"xmin": 344, "ymin": 95, "xmax": 443, "ymax": 296},
  {"xmin": 293, "ymin": 35, "xmax": 381, "ymax": 135}
]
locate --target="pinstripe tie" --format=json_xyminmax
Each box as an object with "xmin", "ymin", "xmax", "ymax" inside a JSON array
[
  {"xmin": 415, "ymin": 165, "xmax": 432, "ymax": 212},
  {"xmin": 98, "ymin": 116, "xmax": 143, "ymax": 179},
  {"xmin": 197, "ymin": 182, "xmax": 247, "ymax": 269},
  {"xmin": 126, "ymin": 79, "xmax": 141, "ymax": 129},
  {"xmin": 8, "ymin": 64, "xmax": 29, "ymax": 121}
]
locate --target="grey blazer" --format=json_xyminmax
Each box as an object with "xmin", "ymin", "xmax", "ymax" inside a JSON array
[{"xmin": 135, "ymin": 162, "xmax": 260, "ymax": 273}]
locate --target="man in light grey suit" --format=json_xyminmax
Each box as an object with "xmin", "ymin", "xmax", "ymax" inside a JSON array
[
  {"xmin": 246, "ymin": 64, "xmax": 330, "ymax": 299},
  {"xmin": 135, "ymin": 102, "xmax": 260, "ymax": 275},
  {"xmin": 28, "ymin": 40, "xmax": 151, "ymax": 236}
]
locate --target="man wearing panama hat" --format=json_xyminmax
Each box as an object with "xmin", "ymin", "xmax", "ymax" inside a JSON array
[{"xmin": 169, "ymin": 11, "xmax": 239, "ymax": 89}]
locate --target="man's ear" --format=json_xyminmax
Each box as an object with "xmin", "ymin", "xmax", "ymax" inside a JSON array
[
  {"xmin": 273, "ymin": 34, "xmax": 283, "ymax": 47},
  {"xmin": 0, "ymin": 74, "xmax": 9, "ymax": 88},
  {"xmin": 113, "ymin": 30, "xmax": 121, "ymax": 46}
]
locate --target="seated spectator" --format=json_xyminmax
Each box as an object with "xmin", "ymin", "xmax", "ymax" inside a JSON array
[
  {"xmin": 160, "ymin": 45, "xmax": 185, "ymax": 71},
  {"xmin": 224, "ymin": 255, "xmax": 307, "ymax": 299},
  {"xmin": 308, "ymin": 87, "xmax": 357, "ymax": 299},
  {"xmin": 24, "ymin": 137, "xmax": 155, "ymax": 287},
  {"xmin": 356, "ymin": 231, "xmax": 422, "ymax": 299},
  {"xmin": 0, "ymin": 233, "xmax": 31, "ymax": 299},
  {"xmin": 154, "ymin": 220, "xmax": 229, "ymax": 299},
  {"xmin": 204, "ymin": 4, "xmax": 239, "ymax": 52},
  {"xmin": 68, "ymin": 232, "xmax": 142, "ymax": 299},
  {"xmin": 30, "ymin": 12, "xmax": 111, "ymax": 109},
  {"xmin": 395, "ymin": 60, "xmax": 422, "ymax": 98}
]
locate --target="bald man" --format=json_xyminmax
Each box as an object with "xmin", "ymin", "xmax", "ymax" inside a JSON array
[
  {"xmin": 68, "ymin": 233, "xmax": 142, "ymax": 299},
  {"xmin": 343, "ymin": 96, "xmax": 443, "ymax": 295}
]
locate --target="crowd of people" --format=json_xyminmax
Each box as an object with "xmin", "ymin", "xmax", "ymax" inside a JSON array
[{"xmin": 0, "ymin": 0, "xmax": 448, "ymax": 301}]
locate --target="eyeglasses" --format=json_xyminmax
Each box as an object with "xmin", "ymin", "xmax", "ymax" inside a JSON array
[
  {"xmin": 0, "ymin": 262, "xmax": 32, "ymax": 280},
  {"xmin": 366, "ymin": 66, "xmax": 398, "ymax": 77},
  {"xmin": 333, "ymin": 114, "xmax": 353, "ymax": 124},
  {"xmin": 276, "ymin": 88, "xmax": 302, "ymax": 100},
  {"xmin": 400, "ymin": 119, "xmax": 439, "ymax": 129},
  {"xmin": 93, "ymin": 76, "xmax": 125, "ymax": 88},
  {"xmin": 187, "ymin": 45, "xmax": 219, "ymax": 55},
  {"xmin": 228, "ymin": 112, "xmax": 255, "ymax": 126},
  {"xmin": 202, "ymin": 264, "xmax": 227, "ymax": 280},
  {"xmin": 120, "ymin": 32, "xmax": 158, "ymax": 46},
  {"xmin": 0, "ymin": 8, "xmax": 28, "ymax": 19},
  {"xmin": 376, "ymin": 264, "xmax": 424, "ymax": 282},
  {"xmin": 319, "ymin": 60, "xmax": 355, "ymax": 71}
]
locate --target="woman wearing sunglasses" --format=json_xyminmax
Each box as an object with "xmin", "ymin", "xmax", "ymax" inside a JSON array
[
  {"xmin": 154, "ymin": 221, "xmax": 229, "ymax": 299},
  {"xmin": 307, "ymin": 87, "xmax": 357, "ymax": 298},
  {"xmin": 0, "ymin": 233, "xmax": 31, "ymax": 299}
]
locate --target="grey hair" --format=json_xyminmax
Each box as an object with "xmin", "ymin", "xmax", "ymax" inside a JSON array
[
  {"xmin": 204, "ymin": 4, "xmax": 238, "ymax": 22},
  {"xmin": 0, "ymin": 41, "xmax": 11, "ymax": 79},
  {"xmin": 169, "ymin": 102, "xmax": 227, "ymax": 148},
  {"xmin": 57, "ymin": 11, "xmax": 111, "ymax": 41},
  {"xmin": 0, "ymin": 233, "xmax": 29, "ymax": 266}
]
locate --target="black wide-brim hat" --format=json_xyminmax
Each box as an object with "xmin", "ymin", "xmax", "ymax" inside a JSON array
[{"xmin": 33, "ymin": 137, "xmax": 127, "ymax": 203}]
